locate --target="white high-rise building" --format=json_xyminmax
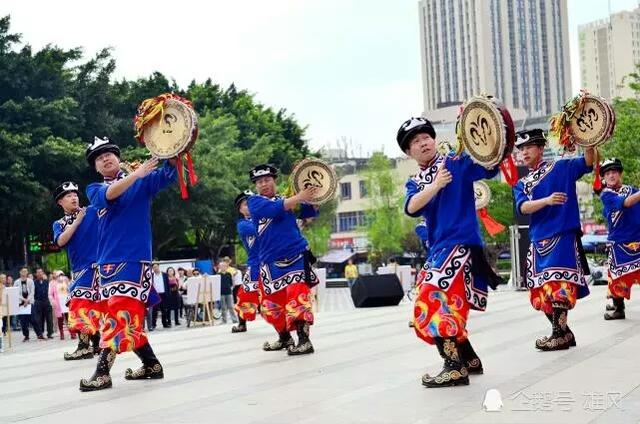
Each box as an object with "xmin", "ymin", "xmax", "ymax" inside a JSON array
[
  {"xmin": 418, "ymin": 0, "xmax": 572, "ymax": 119},
  {"xmin": 579, "ymin": 7, "xmax": 640, "ymax": 100}
]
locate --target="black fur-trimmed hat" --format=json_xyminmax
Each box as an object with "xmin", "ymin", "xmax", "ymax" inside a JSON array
[
  {"xmin": 599, "ymin": 158, "xmax": 623, "ymax": 177},
  {"xmin": 249, "ymin": 164, "xmax": 278, "ymax": 182},
  {"xmin": 85, "ymin": 136, "xmax": 120, "ymax": 168},
  {"xmin": 53, "ymin": 181, "xmax": 79, "ymax": 202},
  {"xmin": 514, "ymin": 129, "xmax": 547, "ymax": 149},
  {"xmin": 234, "ymin": 190, "xmax": 254, "ymax": 208},
  {"xmin": 397, "ymin": 117, "xmax": 436, "ymax": 152}
]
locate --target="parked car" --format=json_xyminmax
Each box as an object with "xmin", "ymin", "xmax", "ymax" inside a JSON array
[
  {"xmin": 497, "ymin": 250, "xmax": 511, "ymax": 260},
  {"xmin": 587, "ymin": 258, "xmax": 608, "ymax": 286}
]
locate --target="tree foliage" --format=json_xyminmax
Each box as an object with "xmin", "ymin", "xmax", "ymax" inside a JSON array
[
  {"xmin": 362, "ymin": 152, "xmax": 410, "ymax": 266},
  {"xmin": 589, "ymin": 64, "xmax": 640, "ymax": 224},
  {"xmin": 0, "ymin": 16, "xmax": 309, "ymax": 269}
]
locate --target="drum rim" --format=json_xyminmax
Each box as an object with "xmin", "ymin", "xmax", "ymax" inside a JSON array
[
  {"xmin": 290, "ymin": 158, "xmax": 338, "ymax": 205},
  {"xmin": 459, "ymin": 96, "xmax": 508, "ymax": 169},
  {"xmin": 142, "ymin": 99, "xmax": 198, "ymax": 159},
  {"xmin": 474, "ymin": 180, "xmax": 491, "ymax": 210},
  {"xmin": 570, "ymin": 94, "xmax": 615, "ymax": 148}
]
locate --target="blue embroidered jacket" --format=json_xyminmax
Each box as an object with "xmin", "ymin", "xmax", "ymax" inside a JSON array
[
  {"xmin": 52, "ymin": 206, "xmax": 99, "ymax": 272},
  {"xmin": 86, "ymin": 162, "xmax": 177, "ymax": 264},
  {"xmin": 513, "ymin": 157, "xmax": 591, "ymax": 242}
]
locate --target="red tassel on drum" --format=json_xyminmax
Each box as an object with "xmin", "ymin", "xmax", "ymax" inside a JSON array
[
  {"xmin": 593, "ymin": 161, "xmax": 602, "ymax": 191},
  {"xmin": 477, "ymin": 208, "xmax": 506, "ymax": 236},
  {"xmin": 499, "ymin": 155, "xmax": 518, "ymax": 187},
  {"xmin": 185, "ymin": 151, "xmax": 198, "ymax": 186},
  {"xmin": 176, "ymin": 155, "xmax": 188, "ymax": 200}
]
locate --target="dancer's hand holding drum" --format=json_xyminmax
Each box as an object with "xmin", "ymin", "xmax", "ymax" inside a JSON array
[
  {"xmin": 289, "ymin": 158, "xmax": 337, "ymax": 206},
  {"xmin": 134, "ymin": 93, "xmax": 199, "ymax": 199}
]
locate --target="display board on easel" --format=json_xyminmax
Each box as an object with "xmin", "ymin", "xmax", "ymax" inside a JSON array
[{"xmin": 2, "ymin": 287, "xmax": 20, "ymax": 349}]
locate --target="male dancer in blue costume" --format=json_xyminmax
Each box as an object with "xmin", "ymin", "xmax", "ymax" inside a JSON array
[
  {"xmin": 598, "ymin": 158, "xmax": 640, "ymax": 320},
  {"xmin": 52, "ymin": 181, "xmax": 101, "ymax": 360},
  {"xmin": 247, "ymin": 164, "xmax": 319, "ymax": 355},
  {"xmin": 79, "ymin": 137, "xmax": 176, "ymax": 391},
  {"xmin": 513, "ymin": 129, "xmax": 593, "ymax": 351},
  {"xmin": 399, "ymin": 117, "xmax": 502, "ymax": 388},
  {"xmin": 232, "ymin": 190, "xmax": 261, "ymax": 333}
]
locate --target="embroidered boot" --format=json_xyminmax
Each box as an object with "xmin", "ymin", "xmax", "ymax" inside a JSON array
[
  {"xmin": 231, "ymin": 318, "xmax": 247, "ymax": 333},
  {"xmin": 604, "ymin": 298, "xmax": 626, "ymax": 320},
  {"xmin": 536, "ymin": 305, "xmax": 570, "ymax": 351},
  {"xmin": 263, "ymin": 331, "xmax": 294, "ymax": 351},
  {"xmin": 64, "ymin": 333, "xmax": 94, "ymax": 360},
  {"xmin": 287, "ymin": 321, "xmax": 314, "ymax": 356},
  {"xmin": 543, "ymin": 312, "xmax": 576, "ymax": 347},
  {"xmin": 125, "ymin": 343, "xmax": 164, "ymax": 380},
  {"xmin": 422, "ymin": 338, "xmax": 469, "ymax": 388},
  {"xmin": 79, "ymin": 348, "xmax": 115, "ymax": 392},
  {"xmin": 458, "ymin": 338, "xmax": 483, "ymax": 375}
]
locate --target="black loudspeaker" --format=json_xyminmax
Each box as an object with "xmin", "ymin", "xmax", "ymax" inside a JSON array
[{"xmin": 350, "ymin": 274, "xmax": 404, "ymax": 307}]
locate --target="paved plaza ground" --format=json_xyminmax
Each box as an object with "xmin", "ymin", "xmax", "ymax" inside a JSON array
[{"xmin": 1, "ymin": 286, "xmax": 639, "ymax": 424}]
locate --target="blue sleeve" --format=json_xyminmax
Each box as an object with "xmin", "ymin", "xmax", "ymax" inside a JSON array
[
  {"xmin": 237, "ymin": 220, "xmax": 256, "ymax": 238},
  {"xmin": 600, "ymin": 190, "xmax": 624, "ymax": 213},
  {"xmin": 143, "ymin": 162, "xmax": 178, "ymax": 197},
  {"xmin": 86, "ymin": 183, "xmax": 109, "ymax": 210},
  {"xmin": 248, "ymin": 195, "xmax": 286, "ymax": 220},
  {"xmin": 513, "ymin": 181, "xmax": 528, "ymax": 215},
  {"xmin": 460, "ymin": 153, "xmax": 500, "ymax": 181},
  {"xmin": 52, "ymin": 221, "xmax": 63, "ymax": 245},
  {"xmin": 404, "ymin": 178, "xmax": 422, "ymax": 218},
  {"xmin": 298, "ymin": 204, "xmax": 318, "ymax": 220},
  {"xmin": 566, "ymin": 157, "xmax": 592, "ymax": 180},
  {"xmin": 415, "ymin": 221, "xmax": 428, "ymax": 241}
]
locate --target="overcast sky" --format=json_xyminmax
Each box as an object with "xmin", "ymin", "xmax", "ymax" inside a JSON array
[{"xmin": 1, "ymin": 0, "xmax": 638, "ymax": 157}]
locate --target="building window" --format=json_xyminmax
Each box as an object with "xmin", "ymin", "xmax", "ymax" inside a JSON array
[
  {"xmin": 359, "ymin": 180, "xmax": 367, "ymax": 198},
  {"xmin": 340, "ymin": 182, "xmax": 352, "ymax": 200},
  {"xmin": 337, "ymin": 211, "xmax": 367, "ymax": 232}
]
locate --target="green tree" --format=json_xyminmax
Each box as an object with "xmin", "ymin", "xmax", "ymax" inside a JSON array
[
  {"xmin": 302, "ymin": 198, "xmax": 337, "ymax": 257},
  {"xmin": 589, "ymin": 64, "xmax": 640, "ymax": 224},
  {"xmin": 362, "ymin": 152, "xmax": 407, "ymax": 266},
  {"xmin": 0, "ymin": 15, "xmax": 311, "ymax": 269}
]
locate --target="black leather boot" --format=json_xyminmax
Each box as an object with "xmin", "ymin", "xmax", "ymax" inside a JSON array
[
  {"xmin": 125, "ymin": 343, "xmax": 164, "ymax": 380},
  {"xmin": 79, "ymin": 348, "xmax": 115, "ymax": 392},
  {"xmin": 263, "ymin": 331, "xmax": 294, "ymax": 351},
  {"xmin": 422, "ymin": 338, "xmax": 469, "ymax": 388},
  {"xmin": 232, "ymin": 318, "xmax": 247, "ymax": 333},
  {"xmin": 536, "ymin": 305, "xmax": 570, "ymax": 351},
  {"xmin": 604, "ymin": 298, "xmax": 626, "ymax": 320},
  {"xmin": 91, "ymin": 332, "xmax": 102, "ymax": 355},
  {"xmin": 458, "ymin": 339, "xmax": 483, "ymax": 375},
  {"xmin": 64, "ymin": 333, "xmax": 94, "ymax": 360},
  {"xmin": 287, "ymin": 321, "xmax": 314, "ymax": 356}
]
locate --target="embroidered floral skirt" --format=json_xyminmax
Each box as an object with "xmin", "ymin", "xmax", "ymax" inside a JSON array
[
  {"xmin": 235, "ymin": 285, "xmax": 260, "ymax": 321},
  {"xmin": 527, "ymin": 233, "xmax": 589, "ymax": 313},
  {"xmin": 259, "ymin": 282, "xmax": 313, "ymax": 333},
  {"xmin": 95, "ymin": 262, "xmax": 160, "ymax": 353},
  {"xmin": 607, "ymin": 242, "xmax": 640, "ymax": 300},
  {"xmin": 68, "ymin": 267, "xmax": 104, "ymax": 335},
  {"xmin": 413, "ymin": 245, "xmax": 488, "ymax": 345}
]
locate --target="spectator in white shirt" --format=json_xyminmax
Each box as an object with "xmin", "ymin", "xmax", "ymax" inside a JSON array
[{"xmin": 151, "ymin": 263, "xmax": 170, "ymax": 329}]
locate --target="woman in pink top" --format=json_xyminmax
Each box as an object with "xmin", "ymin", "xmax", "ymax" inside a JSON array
[{"xmin": 48, "ymin": 271, "xmax": 76, "ymax": 340}]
